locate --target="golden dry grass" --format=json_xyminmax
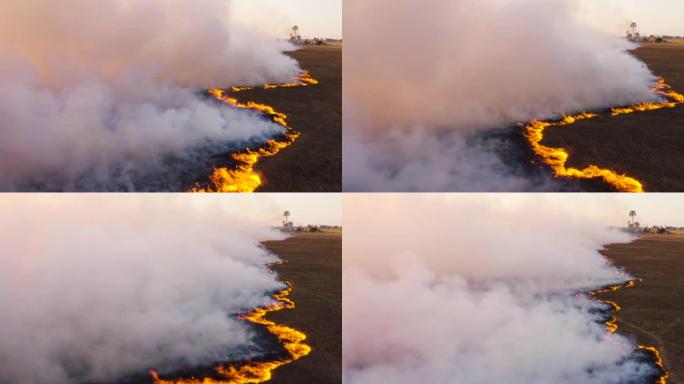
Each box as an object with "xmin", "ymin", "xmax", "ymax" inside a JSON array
[
  {"xmin": 249, "ymin": 46, "xmax": 342, "ymax": 192},
  {"xmin": 598, "ymin": 234, "xmax": 684, "ymax": 383},
  {"xmin": 261, "ymin": 231, "xmax": 342, "ymax": 384}
]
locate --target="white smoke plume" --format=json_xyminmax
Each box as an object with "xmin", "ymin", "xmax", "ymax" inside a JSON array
[
  {"xmin": 0, "ymin": 195, "xmax": 290, "ymax": 384},
  {"xmin": 343, "ymin": 195, "xmax": 658, "ymax": 383},
  {"xmin": 0, "ymin": 0, "xmax": 301, "ymax": 191},
  {"xmin": 343, "ymin": 0, "xmax": 658, "ymax": 191}
]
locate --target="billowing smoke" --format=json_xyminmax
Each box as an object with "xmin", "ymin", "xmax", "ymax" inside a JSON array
[
  {"xmin": 0, "ymin": 0, "xmax": 301, "ymax": 191},
  {"xmin": 343, "ymin": 195, "xmax": 657, "ymax": 383},
  {"xmin": 0, "ymin": 195, "xmax": 289, "ymax": 383},
  {"xmin": 343, "ymin": 0, "xmax": 658, "ymax": 191}
]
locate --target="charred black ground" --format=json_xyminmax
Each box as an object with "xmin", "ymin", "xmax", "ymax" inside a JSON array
[{"xmin": 472, "ymin": 127, "xmax": 614, "ymax": 192}]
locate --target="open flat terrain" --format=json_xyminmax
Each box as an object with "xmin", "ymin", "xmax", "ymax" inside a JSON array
[
  {"xmin": 542, "ymin": 41, "xmax": 684, "ymax": 191},
  {"xmin": 227, "ymin": 46, "xmax": 341, "ymax": 192},
  {"xmin": 262, "ymin": 231, "xmax": 342, "ymax": 384},
  {"xmin": 140, "ymin": 231, "xmax": 341, "ymax": 384},
  {"xmin": 598, "ymin": 234, "xmax": 684, "ymax": 383}
]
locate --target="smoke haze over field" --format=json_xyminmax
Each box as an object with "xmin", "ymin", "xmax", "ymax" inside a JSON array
[
  {"xmin": 0, "ymin": 0, "xmax": 301, "ymax": 191},
  {"xmin": 343, "ymin": 0, "xmax": 659, "ymax": 191},
  {"xmin": 0, "ymin": 195, "xmax": 292, "ymax": 383},
  {"xmin": 343, "ymin": 195, "xmax": 658, "ymax": 383}
]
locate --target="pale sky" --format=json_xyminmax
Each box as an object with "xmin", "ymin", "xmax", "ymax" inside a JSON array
[
  {"xmin": 247, "ymin": 193, "xmax": 342, "ymax": 226},
  {"xmin": 344, "ymin": 194, "xmax": 684, "ymax": 229},
  {"xmin": 489, "ymin": 194, "xmax": 684, "ymax": 228},
  {"xmin": 0, "ymin": 194, "xmax": 342, "ymax": 227},
  {"xmin": 229, "ymin": 0, "xmax": 681, "ymax": 40},
  {"xmin": 593, "ymin": 194, "xmax": 684, "ymax": 228},
  {"xmin": 577, "ymin": 0, "xmax": 684, "ymax": 36},
  {"xmin": 232, "ymin": 0, "xmax": 342, "ymax": 39},
  {"xmin": 190, "ymin": 193, "xmax": 342, "ymax": 227},
  {"xmin": 504, "ymin": 194, "xmax": 684, "ymax": 228}
]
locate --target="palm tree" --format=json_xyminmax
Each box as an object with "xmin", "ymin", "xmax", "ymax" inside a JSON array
[{"xmin": 628, "ymin": 211, "xmax": 638, "ymax": 230}]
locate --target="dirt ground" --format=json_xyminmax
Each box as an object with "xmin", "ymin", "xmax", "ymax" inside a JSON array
[
  {"xmin": 541, "ymin": 41, "xmax": 684, "ymax": 191},
  {"xmin": 598, "ymin": 234, "xmax": 684, "ymax": 383},
  {"xmin": 237, "ymin": 46, "xmax": 342, "ymax": 192},
  {"xmin": 262, "ymin": 231, "xmax": 342, "ymax": 384}
]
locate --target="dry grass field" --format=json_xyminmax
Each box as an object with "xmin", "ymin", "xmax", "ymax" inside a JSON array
[
  {"xmin": 262, "ymin": 231, "xmax": 342, "ymax": 384},
  {"xmin": 541, "ymin": 42, "xmax": 684, "ymax": 191},
  {"xmin": 227, "ymin": 46, "xmax": 342, "ymax": 192},
  {"xmin": 258, "ymin": 46, "xmax": 342, "ymax": 192},
  {"xmin": 598, "ymin": 234, "xmax": 684, "ymax": 383}
]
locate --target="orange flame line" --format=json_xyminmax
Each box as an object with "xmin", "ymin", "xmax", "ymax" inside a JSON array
[
  {"xmin": 150, "ymin": 268, "xmax": 311, "ymax": 384},
  {"xmin": 637, "ymin": 345, "xmax": 670, "ymax": 384},
  {"xmin": 190, "ymin": 71, "xmax": 318, "ymax": 193},
  {"xmin": 589, "ymin": 278, "xmax": 669, "ymax": 383},
  {"xmin": 522, "ymin": 78, "xmax": 684, "ymax": 192}
]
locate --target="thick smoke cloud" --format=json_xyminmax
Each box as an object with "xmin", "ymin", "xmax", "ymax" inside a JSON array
[
  {"xmin": 0, "ymin": 0, "xmax": 301, "ymax": 191},
  {"xmin": 0, "ymin": 195, "xmax": 288, "ymax": 384},
  {"xmin": 343, "ymin": 195, "xmax": 656, "ymax": 383},
  {"xmin": 343, "ymin": 0, "xmax": 658, "ymax": 191}
]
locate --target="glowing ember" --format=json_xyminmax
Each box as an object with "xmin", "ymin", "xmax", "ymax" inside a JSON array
[
  {"xmin": 522, "ymin": 78, "xmax": 684, "ymax": 192},
  {"xmin": 150, "ymin": 278, "xmax": 311, "ymax": 384},
  {"xmin": 589, "ymin": 279, "xmax": 669, "ymax": 383},
  {"xmin": 191, "ymin": 71, "xmax": 318, "ymax": 193}
]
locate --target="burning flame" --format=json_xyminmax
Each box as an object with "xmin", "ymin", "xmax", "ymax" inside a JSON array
[
  {"xmin": 589, "ymin": 280, "xmax": 635, "ymax": 335},
  {"xmin": 150, "ymin": 278, "xmax": 311, "ymax": 384},
  {"xmin": 230, "ymin": 71, "xmax": 319, "ymax": 93},
  {"xmin": 523, "ymin": 78, "xmax": 684, "ymax": 192},
  {"xmin": 611, "ymin": 79, "xmax": 684, "ymax": 116},
  {"xmin": 589, "ymin": 279, "xmax": 669, "ymax": 383},
  {"xmin": 638, "ymin": 345, "xmax": 670, "ymax": 384},
  {"xmin": 191, "ymin": 71, "xmax": 318, "ymax": 193}
]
